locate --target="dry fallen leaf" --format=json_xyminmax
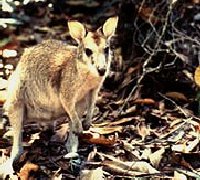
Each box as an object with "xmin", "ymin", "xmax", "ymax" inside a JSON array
[
  {"xmin": 122, "ymin": 141, "xmax": 140, "ymax": 160},
  {"xmin": 194, "ymin": 66, "xmax": 200, "ymax": 87},
  {"xmin": 172, "ymin": 139, "xmax": 199, "ymax": 153},
  {"xmin": 98, "ymin": 152, "xmax": 159, "ymax": 175},
  {"xmin": 165, "ymin": 92, "xmax": 187, "ymax": 101},
  {"xmin": 3, "ymin": 49, "xmax": 17, "ymax": 58},
  {"xmin": 80, "ymin": 133, "xmax": 116, "ymax": 147},
  {"xmin": 102, "ymin": 160, "xmax": 159, "ymax": 175},
  {"xmin": 137, "ymin": 123, "xmax": 151, "ymax": 141},
  {"xmin": 171, "ymin": 152, "xmax": 193, "ymax": 170},
  {"xmin": 171, "ymin": 143, "xmax": 187, "ymax": 153},
  {"xmin": 101, "ymin": 160, "xmax": 143, "ymax": 176},
  {"xmin": 149, "ymin": 147, "xmax": 165, "ymax": 168},
  {"xmin": 141, "ymin": 148, "xmax": 151, "ymax": 160},
  {"xmin": 128, "ymin": 161, "xmax": 159, "ymax": 174},
  {"xmin": 109, "ymin": 118, "xmax": 134, "ymax": 126},
  {"xmin": 28, "ymin": 132, "xmax": 40, "ymax": 144},
  {"xmin": 79, "ymin": 167, "xmax": 105, "ymax": 180},
  {"xmin": 173, "ymin": 171, "xmax": 187, "ymax": 180},
  {"xmin": 133, "ymin": 98, "xmax": 155, "ymax": 105},
  {"xmin": 89, "ymin": 126, "xmax": 123, "ymax": 134},
  {"xmin": 66, "ymin": 0, "xmax": 100, "ymax": 7},
  {"xmin": 18, "ymin": 162, "xmax": 39, "ymax": 180}
]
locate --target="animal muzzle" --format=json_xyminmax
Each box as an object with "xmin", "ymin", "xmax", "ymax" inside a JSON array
[{"xmin": 98, "ymin": 68, "xmax": 106, "ymax": 76}]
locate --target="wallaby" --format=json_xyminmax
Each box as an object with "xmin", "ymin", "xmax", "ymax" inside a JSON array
[{"xmin": 0, "ymin": 16, "xmax": 118, "ymax": 176}]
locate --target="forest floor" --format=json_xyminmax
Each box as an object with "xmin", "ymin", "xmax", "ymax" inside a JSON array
[{"xmin": 0, "ymin": 0, "xmax": 200, "ymax": 179}]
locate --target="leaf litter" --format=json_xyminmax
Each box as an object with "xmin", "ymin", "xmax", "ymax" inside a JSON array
[{"xmin": 0, "ymin": 0, "xmax": 200, "ymax": 179}]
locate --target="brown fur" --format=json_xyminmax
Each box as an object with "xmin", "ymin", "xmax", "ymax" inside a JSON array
[
  {"xmin": 0, "ymin": 17, "xmax": 118, "ymax": 177},
  {"xmin": 92, "ymin": 32, "xmax": 102, "ymax": 46}
]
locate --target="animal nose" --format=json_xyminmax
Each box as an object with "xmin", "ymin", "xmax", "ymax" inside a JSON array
[{"xmin": 98, "ymin": 68, "xmax": 106, "ymax": 76}]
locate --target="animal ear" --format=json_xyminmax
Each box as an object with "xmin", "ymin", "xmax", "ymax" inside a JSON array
[
  {"xmin": 102, "ymin": 16, "xmax": 118, "ymax": 38},
  {"xmin": 68, "ymin": 21, "xmax": 86, "ymax": 43}
]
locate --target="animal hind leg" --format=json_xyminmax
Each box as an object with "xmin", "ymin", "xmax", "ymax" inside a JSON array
[
  {"xmin": 9, "ymin": 102, "xmax": 24, "ymax": 160},
  {"xmin": 0, "ymin": 102, "xmax": 24, "ymax": 177}
]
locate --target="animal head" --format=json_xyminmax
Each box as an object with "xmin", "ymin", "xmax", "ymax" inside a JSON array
[{"xmin": 68, "ymin": 17, "xmax": 118, "ymax": 77}]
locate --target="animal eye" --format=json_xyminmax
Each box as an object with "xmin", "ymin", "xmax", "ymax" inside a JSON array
[
  {"xmin": 104, "ymin": 47, "xmax": 109, "ymax": 54},
  {"xmin": 85, "ymin": 48, "xmax": 93, "ymax": 57}
]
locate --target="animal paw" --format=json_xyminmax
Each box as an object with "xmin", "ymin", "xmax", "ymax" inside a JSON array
[{"xmin": 64, "ymin": 152, "xmax": 79, "ymax": 159}]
